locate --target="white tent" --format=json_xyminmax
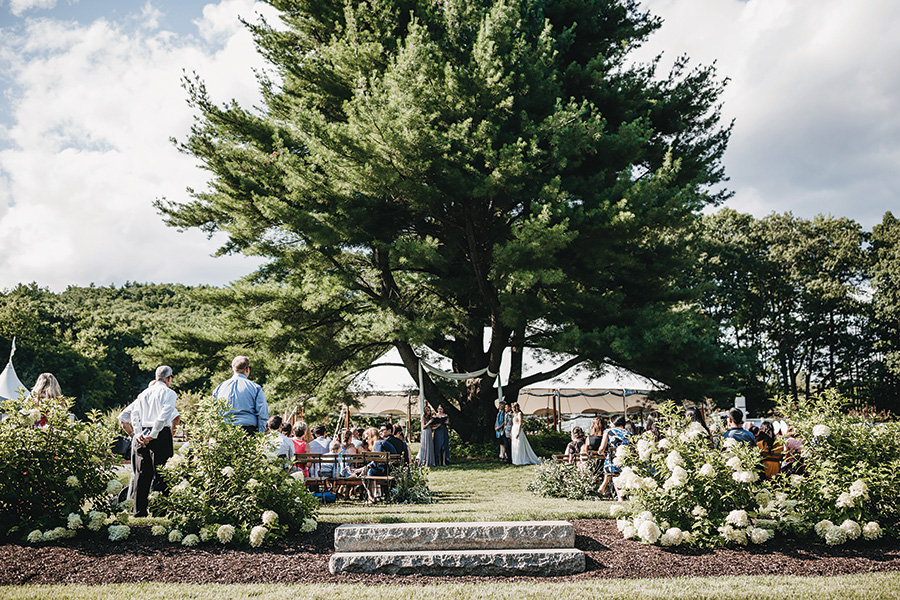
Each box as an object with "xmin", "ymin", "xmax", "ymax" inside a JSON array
[
  {"xmin": 348, "ymin": 347, "xmax": 662, "ymax": 417},
  {"xmin": 0, "ymin": 338, "xmax": 26, "ymax": 401}
]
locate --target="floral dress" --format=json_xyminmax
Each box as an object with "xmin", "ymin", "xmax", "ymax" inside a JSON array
[{"xmin": 603, "ymin": 427, "xmax": 630, "ymax": 475}]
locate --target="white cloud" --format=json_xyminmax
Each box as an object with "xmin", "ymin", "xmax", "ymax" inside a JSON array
[
  {"xmin": 7, "ymin": 0, "xmax": 57, "ymax": 18},
  {"xmin": 0, "ymin": 0, "xmax": 279, "ymax": 291},
  {"xmin": 634, "ymin": 0, "xmax": 900, "ymax": 227}
]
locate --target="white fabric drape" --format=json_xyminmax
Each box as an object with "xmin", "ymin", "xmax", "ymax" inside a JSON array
[{"xmin": 418, "ymin": 360, "xmax": 502, "ymax": 416}]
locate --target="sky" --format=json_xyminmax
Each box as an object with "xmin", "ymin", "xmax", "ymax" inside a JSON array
[{"xmin": 1, "ymin": 0, "xmax": 898, "ymax": 293}]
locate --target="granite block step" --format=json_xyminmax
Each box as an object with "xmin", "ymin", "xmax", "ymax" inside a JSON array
[
  {"xmin": 329, "ymin": 548, "xmax": 585, "ymax": 576},
  {"xmin": 333, "ymin": 520, "xmax": 575, "ymax": 553}
]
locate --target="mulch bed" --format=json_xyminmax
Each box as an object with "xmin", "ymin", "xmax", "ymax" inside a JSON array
[{"xmin": 2, "ymin": 519, "xmax": 899, "ymax": 585}]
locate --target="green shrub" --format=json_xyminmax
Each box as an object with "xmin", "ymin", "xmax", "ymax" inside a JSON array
[
  {"xmin": 527, "ymin": 459, "xmax": 603, "ymax": 500},
  {"xmin": 0, "ymin": 394, "xmax": 118, "ymax": 539},
  {"xmin": 388, "ymin": 463, "xmax": 435, "ymax": 504},
  {"xmin": 150, "ymin": 395, "xmax": 319, "ymax": 546}
]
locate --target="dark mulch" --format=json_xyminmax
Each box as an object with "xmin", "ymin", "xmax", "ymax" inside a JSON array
[{"xmin": 2, "ymin": 519, "xmax": 899, "ymax": 585}]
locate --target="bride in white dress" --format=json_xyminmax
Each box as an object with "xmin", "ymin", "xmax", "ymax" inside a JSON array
[{"xmin": 510, "ymin": 403, "xmax": 541, "ymax": 465}]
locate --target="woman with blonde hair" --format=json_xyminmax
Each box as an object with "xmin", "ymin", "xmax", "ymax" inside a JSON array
[{"xmin": 29, "ymin": 373, "xmax": 62, "ymax": 426}]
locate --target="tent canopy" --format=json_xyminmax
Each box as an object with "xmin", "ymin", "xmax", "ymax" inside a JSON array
[{"xmin": 0, "ymin": 339, "xmax": 26, "ymax": 401}]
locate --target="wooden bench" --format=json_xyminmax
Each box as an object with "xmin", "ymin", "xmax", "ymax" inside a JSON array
[{"xmin": 294, "ymin": 452, "xmax": 401, "ymax": 502}]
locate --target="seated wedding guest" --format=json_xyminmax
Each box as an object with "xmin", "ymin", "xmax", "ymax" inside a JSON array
[
  {"xmin": 351, "ymin": 428, "xmax": 364, "ymax": 448},
  {"xmin": 598, "ymin": 414, "xmax": 630, "ymax": 499},
  {"xmin": 266, "ymin": 416, "xmax": 295, "ymax": 463},
  {"xmin": 319, "ymin": 440, "xmax": 341, "ymax": 478},
  {"xmin": 308, "ymin": 424, "xmax": 331, "ymax": 454},
  {"xmin": 291, "ymin": 423, "xmax": 309, "ymax": 454},
  {"xmin": 756, "ymin": 421, "xmax": 783, "ymax": 479},
  {"xmin": 565, "ymin": 427, "xmax": 586, "ymax": 463},
  {"xmin": 781, "ymin": 427, "xmax": 804, "ymax": 474},
  {"xmin": 585, "ymin": 417, "xmax": 605, "ymax": 452},
  {"xmin": 381, "ymin": 422, "xmax": 410, "ymax": 464},
  {"xmin": 722, "ymin": 408, "xmax": 756, "ymax": 445}
]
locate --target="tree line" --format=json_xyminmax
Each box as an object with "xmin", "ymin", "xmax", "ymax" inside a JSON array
[{"xmin": 1, "ymin": 208, "xmax": 897, "ymax": 423}]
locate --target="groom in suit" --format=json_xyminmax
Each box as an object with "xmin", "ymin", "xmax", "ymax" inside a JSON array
[
  {"xmin": 502, "ymin": 402, "xmax": 513, "ymax": 464},
  {"xmin": 495, "ymin": 402, "xmax": 507, "ymax": 461}
]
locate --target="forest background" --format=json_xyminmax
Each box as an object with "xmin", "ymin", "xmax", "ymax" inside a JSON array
[{"xmin": 2, "ymin": 207, "xmax": 898, "ymax": 423}]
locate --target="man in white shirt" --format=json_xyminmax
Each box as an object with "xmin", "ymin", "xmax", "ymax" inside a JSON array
[{"xmin": 130, "ymin": 366, "xmax": 179, "ymax": 517}]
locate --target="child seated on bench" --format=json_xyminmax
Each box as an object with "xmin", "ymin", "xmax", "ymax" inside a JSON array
[{"xmin": 319, "ymin": 440, "xmax": 341, "ymax": 478}]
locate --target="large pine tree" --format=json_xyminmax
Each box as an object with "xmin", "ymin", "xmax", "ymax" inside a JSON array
[{"xmin": 158, "ymin": 0, "xmax": 732, "ymax": 441}]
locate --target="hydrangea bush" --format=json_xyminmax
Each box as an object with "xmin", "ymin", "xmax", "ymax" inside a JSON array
[
  {"xmin": 526, "ymin": 459, "xmax": 605, "ymax": 500},
  {"xmin": 771, "ymin": 392, "xmax": 900, "ymax": 544},
  {"xmin": 0, "ymin": 394, "xmax": 118, "ymax": 540},
  {"xmin": 150, "ymin": 395, "xmax": 319, "ymax": 547},
  {"xmin": 614, "ymin": 402, "xmax": 772, "ymax": 548}
]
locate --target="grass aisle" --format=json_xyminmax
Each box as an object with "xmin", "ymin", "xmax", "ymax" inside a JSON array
[
  {"xmin": 318, "ymin": 461, "xmax": 618, "ymax": 522},
  {"xmin": 3, "ymin": 573, "xmax": 900, "ymax": 600}
]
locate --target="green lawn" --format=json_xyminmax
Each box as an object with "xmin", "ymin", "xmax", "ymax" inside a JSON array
[
  {"xmin": 4, "ymin": 573, "xmax": 900, "ymax": 600},
  {"xmin": 317, "ymin": 461, "xmax": 620, "ymax": 523}
]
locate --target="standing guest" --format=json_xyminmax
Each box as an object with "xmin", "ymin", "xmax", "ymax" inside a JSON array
[
  {"xmin": 29, "ymin": 372, "xmax": 62, "ymax": 426},
  {"xmin": 130, "ymin": 366, "xmax": 178, "ymax": 517},
  {"xmin": 722, "ymin": 408, "xmax": 756, "ymax": 446},
  {"xmin": 432, "ymin": 405, "xmax": 450, "ymax": 465},
  {"xmin": 565, "ymin": 427, "xmax": 586, "ymax": 463},
  {"xmin": 213, "ymin": 356, "xmax": 268, "ymax": 435},
  {"xmin": 502, "ymin": 402, "xmax": 514, "ymax": 464},
  {"xmin": 756, "ymin": 421, "xmax": 783, "ymax": 479},
  {"xmin": 381, "ymin": 423, "xmax": 410, "ymax": 464},
  {"xmin": 418, "ymin": 405, "xmax": 436, "ymax": 466},
  {"xmin": 495, "ymin": 402, "xmax": 508, "ymax": 461}
]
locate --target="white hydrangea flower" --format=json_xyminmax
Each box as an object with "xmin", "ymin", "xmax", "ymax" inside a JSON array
[
  {"xmin": 249, "ymin": 525, "xmax": 268, "ymax": 548},
  {"xmin": 840, "ymin": 519, "xmax": 861, "ymax": 540},
  {"xmin": 108, "ymin": 525, "xmax": 130, "ymax": 542},
  {"xmin": 637, "ymin": 521, "xmax": 661, "ymax": 544},
  {"xmin": 726, "ymin": 510, "xmax": 749, "ymax": 528},
  {"xmin": 66, "ymin": 475, "xmax": 80, "ymax": 488},
  {"xmin": 217, "ymin": 524, "xmax": 236, "ymax": 544},
  {"xmin": 290, "ymin": 470, "xmax": 305, "ymax": 481},
  {"xmin": 105, "ymin": 479, "xmax": 124, "ymax": 495},
  {"xmin": 164, "ymin": 454, "xmax": 185, "ymax": 469},
  {"xmin": 87, "ymin": 511, "xmax": 106, "ymax": 532},
  {"xmin": 151, "ymin": 525, "xmax": 167, "ymax": 536},
  {"xmin": 692, "ymin": 505, "xmax": 708, "ymax": 519},
  {"xmin": 665, "ymin": 451, "xmax": 683, "ymax": 471},
  {"xmin": 815, "ymin": 520, "xmax": 835, "ymax": 537},
  {"xmin": 169, "ymin": 529, "xmax": 183, "ymax": 543},
  {"xmin": 836, "ymin": 492, "xmax": 854, "ymax": 508},
  {"xmin": 642, "ymin": 477, "xmax": 658, "ymax": 490},
  {"xmin": 725, "ymin": 456, "xmax": 742, "ymax": 471},
  {"xmin": 732, "ymin": 470, "xmax": 757, "ymax": 484},
  {"xmin": 262, "ymin": 510, "xmax": 278, "ymax": 526},
  {"xmin": 221, "ymin": 466, "xmax": 235, "ymax": 478},
  {"xmin": 67, "ymin": 513, "xmax": 83, "ymax": 530},
  {"xmin": 749, "ymin": 527, "xmax": 771, "ymax": 544},
  {"xmin": 755, "ymin": 490, "xmax": 772, "ymax": 507},
  {"xmin": 657, "ymin": 438, "xmax": 670, "ymax": 450},
  {"xmin": 659, "ymin": 527, "xmax": 683, "ymax": 547},
  {"xmin": 42, "ymin": 527, "xmax": 66, "ymax": 541},
  {"xmin": 789, "ymin": 474, "xmax": 804, "ymax": 487},
  {"xmin": 199, "ymin": 527, "xmax": 214, "ymax": 542},
  {"xmin": 635, "ymin": 511, "xmax": 656, "ymax": 524},
  {"xmin": 182, "ymin": 534, "xmax": 200, "ymax": 547},
  {"xmin": 622, "ymin": 524, "xmax": 637, "ymax": 540},
  {"xmin": 637, "ymin": 438, "xmax": 655, "ymax": 462},
  {"xmin": 862, "ymin": 522, "xmax": 883, "ymax": 540},
  {"xmin": 207, "ymin": 438, "xmax": 217, "ymax": 446},
  {"xmin": 812, "ymin": 424, "xmax": 831, "ymax": 437},
  {"xmin": 723, "ymin": 437, "xmax": 738, "ymax": 449},
  {"xmin": 300, "ymin": 518, "xmax": 317, "ymax": 533},
  {"xmin": 247, "ymin": 478, "xmax": 260, "ymax": 489},
  {"xmin": 824, "ymin": 525, "xmax": 847, "ymax": 546},
  {"xmin": 27, "ymin": 530, "xmax": 43, "ymax": 543},
  {"xmin": 608, "ymin": 504, "xmax": 626, "ymax": 518},
  {"xmin": 849, "ymin": 479, "xmax": 868, "ymax": 499},
  {"xmin": 698, "ymin": 463, "xmax": 715, "ymax": 477}
]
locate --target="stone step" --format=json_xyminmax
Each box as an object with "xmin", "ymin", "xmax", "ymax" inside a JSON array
[
  {"xmin": 329, "ymin": 548, "xmax": 585, "ymax": 576},
  {"xmin": 333, "ymin": 520, "xmax": 575, "ymax": 553}
]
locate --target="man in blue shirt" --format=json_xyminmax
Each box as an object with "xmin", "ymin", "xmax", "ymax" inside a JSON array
[
  {"xmin": 213, "ymin": 355, "xmax": 268, "ymax": 435},
  {"xmin": 722, "ymin": 407, "xmax": 756, "ymax": 445}
]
